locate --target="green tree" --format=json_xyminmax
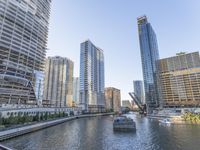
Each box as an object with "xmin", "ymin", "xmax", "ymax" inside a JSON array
[
  {"xmin": 44, "ymin": 112, "xmax": 48, "ymax": 120},
  {"xmin": 40, "ymin": 113, "xmax": 44, "ymax": 121}
]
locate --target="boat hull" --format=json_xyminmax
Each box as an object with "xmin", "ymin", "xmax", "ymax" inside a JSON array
[
  {"xmin": 113, "ymin": 122, "xmax": 136, "ymax": 132},
  {"xmin": 113, "ymin": 127, "xmax": 136, "ymax": 132}
]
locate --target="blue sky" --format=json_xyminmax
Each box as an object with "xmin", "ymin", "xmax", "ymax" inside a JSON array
[{"xmin": 47, "ymin": 0, "xmax": 200, "ymax": 100}]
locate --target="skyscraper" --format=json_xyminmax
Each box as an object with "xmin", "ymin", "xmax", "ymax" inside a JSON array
[
  {"xmin": 133, "ymin": 80, "xmax": 145, "ymax": 104},
  {"xmin": 43, "ymin": 56, "xmax": 74, "ymax": 107},
  {"xmin": 158, "ymin": 52, "xmax": 200, "ymax": 107},
  {"xmin": 137, "ymin": 16, "xmax": 160, "ymax": 112},
  {"xmin": 79, "ymin": 40, "xmax": 105, "ymax": 112},
  {"xmin": 0, "ymin": 0, "xmax": 51, "ymax": 105},
  {"xmin": 73, "ymin": 77, "xmax": 79, "ymax": 106},
  {"xmin": 105, "ymin": 87, "xmax": 121, "ymax": 112}
]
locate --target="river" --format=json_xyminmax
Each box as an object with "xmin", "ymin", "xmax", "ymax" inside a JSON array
[{"xmin": 1, "ymin": 114, "xmax": 200, "ymax": 150}]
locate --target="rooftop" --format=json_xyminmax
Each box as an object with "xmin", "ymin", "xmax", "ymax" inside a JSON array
[{"xmin": 137, "ymin": 15, "xmax": 148, "ymax": 24}]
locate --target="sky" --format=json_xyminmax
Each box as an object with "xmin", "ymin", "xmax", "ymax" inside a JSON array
[{"xmin": 47, "ymin": 0, "xmax": 200, "ymax": 100}]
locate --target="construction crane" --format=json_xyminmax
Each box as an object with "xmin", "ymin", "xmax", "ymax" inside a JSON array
[{"xmin": 129, "ymin": 92, "xmax": 146, "ymax": 114}]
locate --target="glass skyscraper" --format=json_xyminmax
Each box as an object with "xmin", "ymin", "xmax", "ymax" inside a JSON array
[
  {"xmin": 137, "ymin": 16, "xmax": 160, "ymax": 112},
  {"xmin": 79, "ymin": 40, "xmax": 105, "ymax": 112},
  {"xmin": 0, "ymin": 0, "xmax": 51, "ymax": 105},
  {"xmin": 73, "ymin": 77, "xmax": 79, "ymax": 106},
  {"xmin": 133, "ymin": 80, "xmax": 145, "ymax": 104}
]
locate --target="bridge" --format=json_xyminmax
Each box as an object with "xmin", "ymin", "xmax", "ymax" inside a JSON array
[{"xmin": 129, "ymin": 92, "xmax": 146, "ymax": 114}]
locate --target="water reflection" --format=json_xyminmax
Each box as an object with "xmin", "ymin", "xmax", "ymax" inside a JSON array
[{"xmin": 2, "ymin": 114, "xmax": 200, "ymax": 150}]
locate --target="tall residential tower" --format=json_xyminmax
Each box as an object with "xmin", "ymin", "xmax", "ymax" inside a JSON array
[
  {"xmin": 43, "ymin": 56, "xmax": 74, "ymax": 107},
  {"xmin": 0, "ymin": 0, "xmax": 51, "ymax": 105},
  {"xmin": 79, "ymin": 40, "xmax": 105, "ymax": 112},
  {"xmin": 137, "ymin": 16, "xmax": 160, "ymax": 112}
]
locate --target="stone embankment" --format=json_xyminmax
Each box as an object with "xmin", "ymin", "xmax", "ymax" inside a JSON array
[{"xmin": 0, "ymin": 113, "xmax": 114, "ymax": 141}]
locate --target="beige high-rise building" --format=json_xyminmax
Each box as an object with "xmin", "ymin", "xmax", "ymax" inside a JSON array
[
  {"xmin": 43, "ymin": 56, "xmax": 74, "ymax": 107},
  {"xmin": 158, "ymin": 52, "xmax": 200, "ymax": 107},
  {"xmin": 105, "ymin": 87, "xmax": 121, "ymax": 112}
]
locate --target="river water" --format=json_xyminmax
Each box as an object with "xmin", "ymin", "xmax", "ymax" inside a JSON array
[{"xmin": 1, "ymin": 114, "xmax": 200, "ymax": 150}]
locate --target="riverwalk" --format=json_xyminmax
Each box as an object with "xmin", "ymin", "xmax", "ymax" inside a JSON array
[{"xmin": 0, "ymin": 113, "xmax": 114, "ymax": 141}]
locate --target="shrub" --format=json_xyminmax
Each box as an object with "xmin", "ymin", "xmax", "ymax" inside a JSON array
[
  {"xmin": 40, "ymin": 113, "xmax": 44, "ymax": 121},
  {"xmin": 183, "ymin": 112, "xmax": 200, "ymax": 123},
  {"xmin": 70, "ymin": 111, "xmax": 74, "ymax": 116},
  {"xmin": 44, "ymin": 112, "xmax": 48, "ymax": 120}
]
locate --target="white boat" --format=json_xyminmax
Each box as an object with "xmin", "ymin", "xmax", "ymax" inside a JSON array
[
  {"xmin": 159, "ymin": 118, "xmax": 171, "ymax": 124},
  {"xmin": 113, "ymin": 116, "xmax": 136, "ymax": 131}
]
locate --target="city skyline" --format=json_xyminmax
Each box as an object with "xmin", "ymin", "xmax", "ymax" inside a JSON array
[
  {"xmin": 0, "ymin": 1, "xmax": 200, "ymax": 150},
  {"xmin": 47, "ymin": 0, "xmax": 200, "ymax": 100}
]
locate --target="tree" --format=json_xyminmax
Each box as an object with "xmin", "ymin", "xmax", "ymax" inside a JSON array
[
  {"xmin": 40, "ymin": 113, "xmax": 44, "ymax": 121},
  {"xmin": 70, "ymin": 111, "xmax": 74, "ymax": 116},
  {"xmin": 44, "ymin": 112, "xmax": 48, "ymax": 120}
]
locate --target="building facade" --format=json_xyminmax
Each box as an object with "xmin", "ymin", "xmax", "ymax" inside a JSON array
[
  {"xmin": 43, "ymin": 56, "xmax": 74, "ymax": 107},
  {"xmin": 133, "ymin": 80, "xmax": 145, "ymax": 104},
  {"xmin": 79, "ymin": 40, "xmax": 105, "ymax": 112},
  {"xmin": 122, "ymin": 100, "xmax": 132, "ymax": 109},
  {"xmin": 73, "ymin": 77, "xmax": 79, "ymax": 106},
  {"xmin": 137, "ymin": 16, "xmax": 160, "ymax": 111},
  {"xmin": 158, "ymin": 52, "xmax": 200, "ymax": 108},
  {"xmin": 105, "ymin": 87, "xmax": 121, "ymax": 112},
  {"xmin": 34, "ymin": 71, "xmax": 44, "ymax": 106},
  {"xmin": 0, "ymin": 0, "xmax": 51, "ymax": 105}
]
